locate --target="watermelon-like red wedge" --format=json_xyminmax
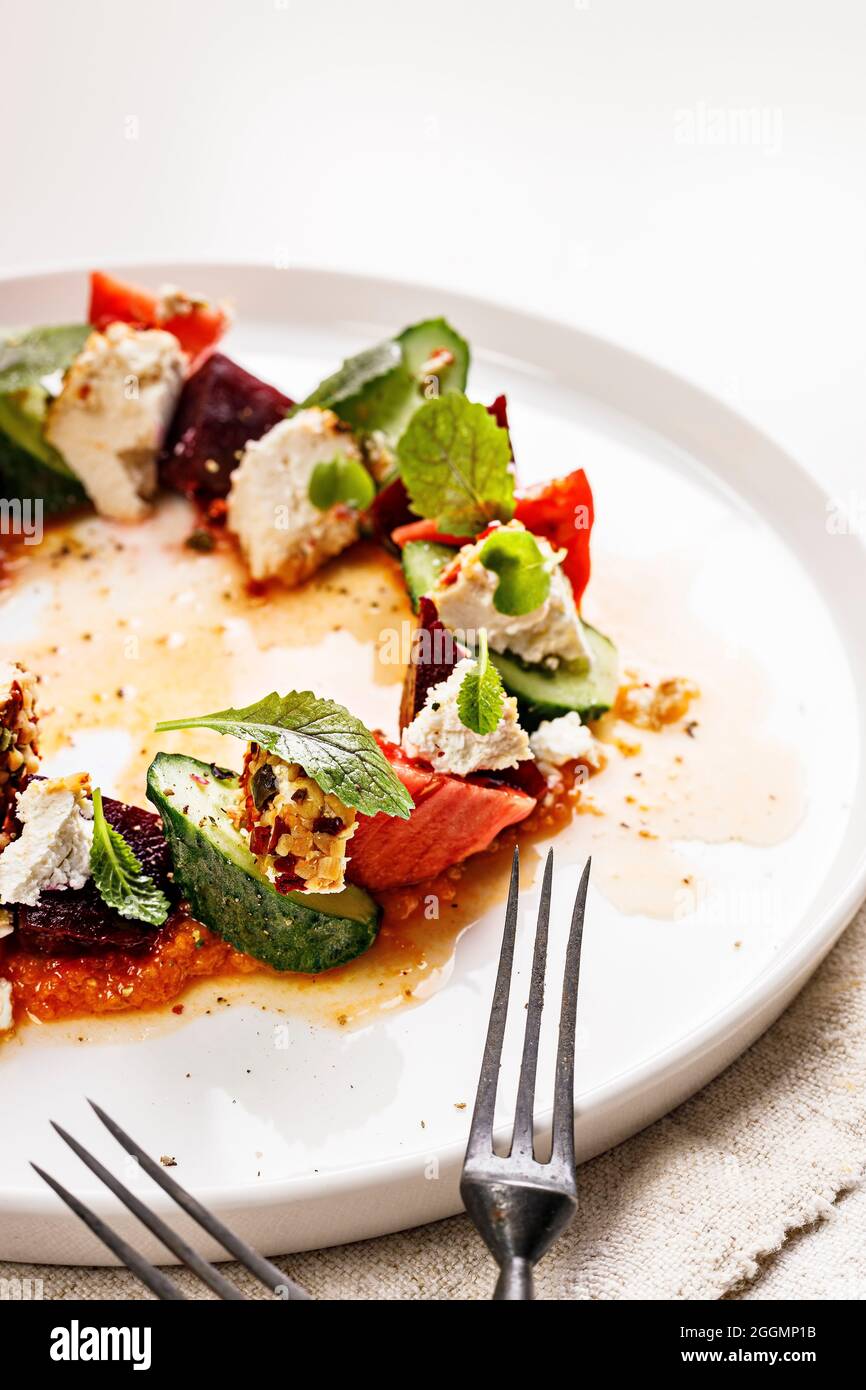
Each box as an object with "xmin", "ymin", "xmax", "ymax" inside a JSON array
[
  {"xmin": 88, "ymin": 270, "xmax": 229, "ymax": 364},
  {"xmin": 347, "ymin": 738, "xmax": 535, "ymax": 892}
]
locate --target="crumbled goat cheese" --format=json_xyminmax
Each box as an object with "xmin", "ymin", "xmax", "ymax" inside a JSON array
[
  {"xmin": 155, "ymin": 283, "xmax": 205, "ymax": 320},
  {"xmin": 0, "ymin": 979, "xmax": 12, "ymax": 1035},
  {"xmin": 45, "ymin": 323, "xmax": 185, "ymax": 521},
  {"xmin": 402, "ymin": 659, "xmax": 530, "ymax": 776},
  {"xmin": 530, "ymin": 712, "xmax": 600, "ymax": 775},
  {"xmin": 431, "ymin": 520, "xmax": 590, "ymax": 667},
  {"xmin": 240, "ymin": 746, "xmax": 357, "ymax": 894},
  {"xmin": 227, "ymin": 408, "xmax": 364, "ymax": 585},
  {"xmin": 0, "ymin": 774, "xmax": 94, "ymax": 907}
]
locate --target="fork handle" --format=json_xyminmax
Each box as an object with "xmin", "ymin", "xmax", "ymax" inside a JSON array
[{"xmin": 494, "ymin": 1258, "xmax": 535, "ymax": 1300}]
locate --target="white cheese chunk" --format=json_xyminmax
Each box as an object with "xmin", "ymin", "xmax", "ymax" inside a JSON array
[
  {"xmin": 227, "ymin": 407, "xmax": 363, "ymax": 585},
  {"xmin": 45, "ymin": 323, "xmax": 185, "ymax": 521},
  {"xmin": 0, "ymin": 979, "xmax": 12, "ymax": 1035},
  {"xmin": 0, "ymin": 775, "xmax": 94, "ymax": 907},
  {"xmin": 402, "ymin": 658, "xmax": 530, "ymax": 775},
  {"xmin": 431, "ymin": 520, "xmax": 590, "ymax": 667},
  {"xmin": 529, "ymin": 712, "xmax": 600, "ymax": 775}
]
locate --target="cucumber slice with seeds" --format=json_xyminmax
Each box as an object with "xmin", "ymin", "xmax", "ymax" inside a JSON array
[{"xmin": 491, "ymin": 625, "xmax": 619, "ymax": 726}]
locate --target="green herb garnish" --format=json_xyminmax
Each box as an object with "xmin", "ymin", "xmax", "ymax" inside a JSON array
[
  {"xmin": 457, "ymin": 630, "xmax": 506, "ymax": 735},
  {"xmin": 298, "ymin": 319, "xmax": 469, "ymax": 443},
  {"xmin": 308, "ymin": 455, "xmax": 375, "ymax": 512},
  {"xmin": 479, "ymin": 527, "xmax": 552, "ymax": 615},
  {"xmin": 0, "ymin": 324, "xmax": 90, "ymax": 394},
  {"xmin": 300, "ymin": 340, "xmax": 403, "ymax": 417},
  {"xmin": 184, "ymin": 528, "xmax": 216, "ymax": 552},
  {"xmin": 397, "ymin": 394, "xmax": 514, "ymax": 537},
  {"xmin": 89, "ymin": 787, "xmax": 171, "ymax": 927},
  {"xmin": 156, "ymin": 691, "xmax": 413, "ymax": 820}
]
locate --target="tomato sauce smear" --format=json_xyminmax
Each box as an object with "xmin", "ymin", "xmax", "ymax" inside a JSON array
[{"xmin": 4, "ymin": 911, "xmax": 261, "ymax": 1024}]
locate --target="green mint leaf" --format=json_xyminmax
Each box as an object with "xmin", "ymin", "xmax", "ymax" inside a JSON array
[
  {"xmin": 480, "ymin": 527, "xmax": 552, "ymax": 615},
  {"xmin": 457, "ymin": 630, "xmax": 506, "ymax": 735},
  {"xmin": 0, "ymin": 324, "xmax": 90, "ymax": 394},
  {"xmin": 89, "ymin": 787, "xmax": 171, "ymax": 927},
  {"xmin": 397, "ymin": 394, "xmax": 514, "ymax": 536},
  {"xmin": 308, "ymin": 455, "xmax": 375, "ymax": 512},
  {"xmin": 155, "ymin": 690, "xmax": 414, "ymax": 820},
  {"xmin": 301, "ymin": 340, "xmax": 403, "ymax": 414}
]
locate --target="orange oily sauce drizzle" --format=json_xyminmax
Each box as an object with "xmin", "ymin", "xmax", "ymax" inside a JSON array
[{"xmin": 0, "ymin": 506, "xmax": 807, "ymax": 1032}]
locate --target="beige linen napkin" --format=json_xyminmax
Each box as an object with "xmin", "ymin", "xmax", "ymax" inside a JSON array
[{"xmin": 3, "ymin": 903, "xmax": 865, "ymax": 1301}]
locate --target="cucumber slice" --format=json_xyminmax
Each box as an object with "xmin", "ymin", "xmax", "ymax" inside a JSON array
[
  {"xmin": 0, "ymin": 389, "xmax": 77, "ymax": 475},
  {"xmin": 146, "ymin": 753, "xmax": 380, "ymax": 973},
  {"xmin": 401, "ymin": 539, "xmax": 457, "ymax": 610},
  {"xmin": 490, "ymin": 624, "xmax": 619, "ymax": 726},
  {"xmin": 299, "ymin": 318, "xmax": 469, "ymax": 443},
  {"xmin": 0, "ymin": 423, "xmax": 88, "ymax": 515},
  {"xmin": 395, "ymin": 319, "xmax": 469, "ymax": 398}
]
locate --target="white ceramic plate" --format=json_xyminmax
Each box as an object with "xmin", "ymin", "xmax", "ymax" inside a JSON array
[{"xmin": 1, "ymin": 264, "xmax": 865, "ymax": 1265}]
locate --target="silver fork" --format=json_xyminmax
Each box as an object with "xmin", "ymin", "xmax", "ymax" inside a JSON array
[
  {"xmin": 32, "ymin": 1101, "xmax": 310, "ymax": 1300},
  {"xmin": 460, "ymin": 846, "xmax": 589, "ymax": 1300}
]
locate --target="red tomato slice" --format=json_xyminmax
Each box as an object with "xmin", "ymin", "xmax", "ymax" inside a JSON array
[
  {"xmin": 514, "ymin": 468, "xmax": 594, "ymax": 607},
  {"xmin": 88, "ymin": 271, "xmax": 228, "ymax": 362},
  {"xmin": 390, "ymin": 518, "xmax": 467, "ymax": 548}
]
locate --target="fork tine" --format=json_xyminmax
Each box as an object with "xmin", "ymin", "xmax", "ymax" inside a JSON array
[
  {"xmin": 31, "ymin": 1163, "xmax": 187, "ymax": 1301},
  {"xmin": 87, "ymin": 1100, "xmax": 310, "ymax": 1300},
  {"xmin": 509, "ymin": 848, "xmax": 553, "ymax": 1159},
  {"xmin": 50, "ymin": 1123, "xmax": 247, "ymax": 1301},
  {"xmin": 550, "ymin": 856, "xmax": 591, "ymax": 1168},
  {"xmin": 465, "ymin": 845, "xmax": 521, "ymax": 1158}
]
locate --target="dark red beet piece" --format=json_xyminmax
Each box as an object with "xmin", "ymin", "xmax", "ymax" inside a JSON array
[
  {"xmin": 487, "ymin": 394, "xmax": 515, "ymax": 465},
  {"xmin": 16, "ymin": 796, "xmax": 177, "ymax": 956},
  {"xmin": 487, "ymin": 394, "xmax": 509, "ymax": 432},
  {"xmin": 399, "ymin": 595, "xmax": 468, "ymax": 730},
  {"xmin": 368, "ymin": 474, "xmax": 414, "ymax": 545},
  {"xmin": 160, "ymin": 352, "xmax": 293, "ymax": 501}
]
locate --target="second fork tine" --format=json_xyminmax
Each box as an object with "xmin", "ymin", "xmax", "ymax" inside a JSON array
[
  {"xmin": 510, "ymin": 848, "xmax": 553, "ymax": 1159},
  {"xmin": 465, "ymin": 845, "xmax": 521, "ymax": 1158},
  {"xmin": 550, "ymin": 855, "xmax": 591, "ymax": 1170}
]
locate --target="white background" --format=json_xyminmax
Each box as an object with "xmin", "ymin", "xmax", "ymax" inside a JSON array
[{"xmin": 1, "ymin": 0, "xmax": 863, "ymax": 499}]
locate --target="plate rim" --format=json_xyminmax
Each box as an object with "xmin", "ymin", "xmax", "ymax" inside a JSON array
[{"xmin": 1, "ymin": 260, "xmax": 865, "ymax": 1236}]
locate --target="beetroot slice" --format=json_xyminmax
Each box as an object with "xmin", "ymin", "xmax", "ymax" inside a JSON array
[
  {"xmin": 16, "ymin": 796, "xmax": 177, "ymax": 956},
  {"xmin": 399, "ymin": 595, "xmax": 468, "ymax": 730},
  {"xmin": 368, "ymin": 474, "xmax": 414, "ymax": 544},
  {"xmin": 160, "ymin": 352, "xmax": 293, "ymax": 501}
]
